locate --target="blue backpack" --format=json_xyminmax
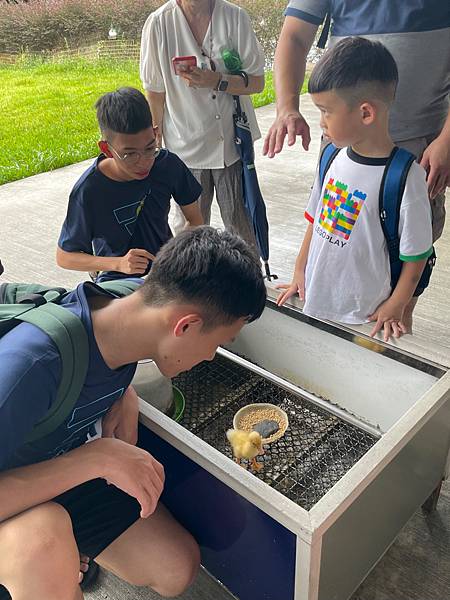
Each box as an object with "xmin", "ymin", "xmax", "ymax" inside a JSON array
[{"xmin": 319, "ymin": 143, "xmax": 436, "ymax": 293}]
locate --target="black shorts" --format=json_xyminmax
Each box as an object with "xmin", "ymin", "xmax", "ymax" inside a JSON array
[{"xmin": 54, "ymin": 478, "xmax": 141, "ymax": 559}]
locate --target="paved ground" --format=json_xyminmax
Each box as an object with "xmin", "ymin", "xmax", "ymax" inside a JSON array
[{"xmin": 1, "ymin": 98, "xmax": 449, "ymax": 599}]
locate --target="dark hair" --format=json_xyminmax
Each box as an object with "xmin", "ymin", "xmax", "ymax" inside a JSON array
[
  {"xmin": 140, "ymin": 227, "xmax": 266, "ymax": 330},
  {"xmin": 95, "ymin": 87, "xmax": 152, "ymax": 136},
  {"xmin": 308, "ymin": 37, "xmax": 398, "ymax": 104}
]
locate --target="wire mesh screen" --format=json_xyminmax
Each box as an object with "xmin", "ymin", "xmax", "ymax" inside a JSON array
[{"xmin": 174, "ymin": 354, "xmax": 377, "ymax": 511}]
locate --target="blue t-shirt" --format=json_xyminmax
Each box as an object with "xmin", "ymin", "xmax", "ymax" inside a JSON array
[
  {"xmin": 58, "ymin": 149, "xmax": 202, "ymax": 280},
  {"xmin": 0, "ymin": 283, "xmax": 137, "ymax": 471},
  {"xmin": 284, "ymin": 0, "xmax": 450, "ymax": 141}
]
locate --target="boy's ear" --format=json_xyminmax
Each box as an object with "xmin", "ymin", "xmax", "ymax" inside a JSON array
[
  {"xmin": 98, "ymin": 140, "xmax": 112, "ymax": 157},
  {"xmin": 173, "ymin": 314, "xmax": 203, "ymax": 337},
  {"xmin": 360, "ymin": 102, "xmax": 376, "ymax": 125}
]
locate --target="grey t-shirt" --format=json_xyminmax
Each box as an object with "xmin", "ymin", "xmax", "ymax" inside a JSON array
[{"xmin": 285, "ymin": 0, "xmax": 450, "ymax": 141}]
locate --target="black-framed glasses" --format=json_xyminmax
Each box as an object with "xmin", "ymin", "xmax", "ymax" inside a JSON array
[{"xmin": 108, "ymin": 142, "xmax": 161, "ymax": 165}]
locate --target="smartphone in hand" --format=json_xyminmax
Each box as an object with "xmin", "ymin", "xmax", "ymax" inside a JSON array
[{"xmin": 172, "ymin": 55, "xmax": 197, "ymax": 75}]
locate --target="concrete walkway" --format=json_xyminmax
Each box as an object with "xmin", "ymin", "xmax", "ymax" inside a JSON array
[
  {"xmin": 1, "ymin": 96, "xmax": 449, "ymax": 365},
  {"xmin": 1, "ymin": 98, "xmax": 449, "ymax": 600}
]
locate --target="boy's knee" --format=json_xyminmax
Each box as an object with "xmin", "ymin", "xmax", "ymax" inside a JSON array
[
  {"xmin": 151, "ymin": 535, "xmax": 200, "ymax": 598},
  {"xmin": 1, "ymin": 502, "xmax": 75, "ymax": 568}
]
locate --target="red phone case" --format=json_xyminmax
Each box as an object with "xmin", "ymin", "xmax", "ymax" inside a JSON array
[{"xmin": 172, "ymin": 55, "xmax": 197, "ymax": 75}]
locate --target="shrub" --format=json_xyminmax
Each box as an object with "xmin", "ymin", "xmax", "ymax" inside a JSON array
[
  {"xmin": 0, "ymin": 0, "xmax": 160, "ymax": 52},
  {"xmin": 0, "ymin": 0, "xmax": 286, "ymax": 64}
]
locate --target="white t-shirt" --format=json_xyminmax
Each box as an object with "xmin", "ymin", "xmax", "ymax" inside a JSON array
[
  {"xmin": 140, "ymin": 0, "xmax": 265, "ymax": 169},
  {"xmin": 303, "ymin": 147, "xmax": 433, "ymax": 324}
]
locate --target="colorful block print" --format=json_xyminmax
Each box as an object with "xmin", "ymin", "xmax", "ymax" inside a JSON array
[{"xmin": 318, "ymin": 178, "xmax": 367, "ymax": 240}]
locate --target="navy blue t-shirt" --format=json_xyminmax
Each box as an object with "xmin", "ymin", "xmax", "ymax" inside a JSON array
[
  {"xmin": 0, "ymin": 283, "xmax": 137, "ymax": 471},
  {"xmin": 58, "ymin": 149, "xmax": 202, "ymax": 279}
]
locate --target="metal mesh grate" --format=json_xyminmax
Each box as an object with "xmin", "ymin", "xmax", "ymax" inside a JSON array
[{"xmin": 174, "ymin": 354, "xmax": 377, "ymax": 511}]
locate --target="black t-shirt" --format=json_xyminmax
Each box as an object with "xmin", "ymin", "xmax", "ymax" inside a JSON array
[{"xmin": 58, "ymin": 149, "xmax": 201, "ymax": 279}]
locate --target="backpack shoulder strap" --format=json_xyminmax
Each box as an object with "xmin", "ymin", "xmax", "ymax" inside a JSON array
[
  {"xmin": 317, "ymin": 13, "xmax": 331, "ymax": 49},
  {"xmin": 319, "ymin": 142, "xmax": 341, "ymax": 187},
  {"xmin": 17, "ymin": 302, "xmax": 89, "ymax": 443},
  {"xmin": 379, "ymin": 147, "xmax": 416, "ymax": 288},
  {"xmin": 97, "ymin": 279, "xmax": 142, "ymax": 297}
]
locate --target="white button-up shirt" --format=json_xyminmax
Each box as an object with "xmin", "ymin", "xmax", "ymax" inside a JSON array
[{"xmin": 140, "ymin": 0, "xmax": 265, "ymax": 169}]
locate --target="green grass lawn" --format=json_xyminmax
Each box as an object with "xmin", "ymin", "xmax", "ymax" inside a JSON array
[{"xmin": 0, "ymin": 60, "xmax": 305, "ymax": 185}]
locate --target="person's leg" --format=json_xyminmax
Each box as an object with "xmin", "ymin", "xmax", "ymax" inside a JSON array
[
  {"xmin": 95, "ymin": 502, "xmax": 200, "ymax": 598},
  {"xmin": 0, "ymin": 502, "xmax": 82, "ymax": 600},
  {"xmin": 212, "ymin": 161, "xmax": 258, "ymax": 251},
  {"xmin": 190, "ymin": 168, "xmax": 214, "ymax": 225},
  {"xmin": 171, "ymin": 200, "xmax": 188, "ymax": 234}
]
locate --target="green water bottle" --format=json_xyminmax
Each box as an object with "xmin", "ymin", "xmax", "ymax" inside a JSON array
[{"xmin": 222, "ymin": 48, "xmax": 242, "ymax": 74}]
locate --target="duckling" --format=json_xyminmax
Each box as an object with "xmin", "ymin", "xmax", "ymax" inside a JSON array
[{"xmin": 226, "ymin": 429, "xmax": 264, "ymax": 472}]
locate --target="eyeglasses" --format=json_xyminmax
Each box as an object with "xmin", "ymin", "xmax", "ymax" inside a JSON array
[{"xmin": 107, "ymin": 142, "xmax": 161, "ymax": 165}]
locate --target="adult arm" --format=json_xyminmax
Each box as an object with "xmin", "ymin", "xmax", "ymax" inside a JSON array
[
  {"xmin": 420, "ymin": 108, "xmax": 450, "ymax": 198},
  {"xmin": 180, "ymin": 69, "xmax": 264, "ymax": 95},
  {"xmin": 263, "ymin": 17, "xmax": 318, "ymax": 157},
  {"xmin": 179, "ymin": 201, "xmax": 204, "ymax": 228},
  {"xmin": 146, "ymin": 91, "xmax": 166, "ymax": 147},
  {"xmin": 56, "ymin": 247, "xmax": 155, "ymax": 275}
]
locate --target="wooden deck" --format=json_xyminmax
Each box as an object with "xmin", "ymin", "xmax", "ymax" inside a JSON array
[{"xmin": 0, "ymin": 97, "xmax": 449, "ymax": 599}]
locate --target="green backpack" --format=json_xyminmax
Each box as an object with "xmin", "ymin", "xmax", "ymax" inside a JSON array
[{"xmin": 0, "ymin": 279, "xmax": 141, "ymax": 444}]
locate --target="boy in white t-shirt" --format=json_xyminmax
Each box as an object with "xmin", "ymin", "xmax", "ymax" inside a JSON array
[{"xmin": 277, "ymin": 37, "xmax": 433, "ymax": 342}]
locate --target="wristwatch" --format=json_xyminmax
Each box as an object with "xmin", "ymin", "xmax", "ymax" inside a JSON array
[{"xmin": 218, "ymin": 76, "xmax": 229, "ymax": 92}]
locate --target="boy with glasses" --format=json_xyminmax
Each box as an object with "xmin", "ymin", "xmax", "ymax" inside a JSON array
[{"xmin": 57, "ymin": 87, "xmax": 203, "ymax": 282}]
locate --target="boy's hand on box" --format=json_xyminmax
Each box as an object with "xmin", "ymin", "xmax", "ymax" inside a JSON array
[
  {"xmin": 118, "ymin": 248, "xmax": 155, "ymax": 274},
  {"xmin": 276, "ymin": 274, "xmax": 305, "ymax": 307},
  {"xmin": 368, "ymin": 299, "xmax": 407, "ymax": 342}
]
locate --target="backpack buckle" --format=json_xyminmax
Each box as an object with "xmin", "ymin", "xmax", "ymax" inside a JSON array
[{"xmin": 18, "ymin": 293, "xmax": 47, "ymax": 306}]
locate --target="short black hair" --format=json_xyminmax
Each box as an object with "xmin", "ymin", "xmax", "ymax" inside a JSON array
[
  {"xmin": 140, "ymin": 227, "xmax": 266, "ymax": 330},
  {"xmin": 308, "ymin": 37, "xmax": 398, "ymax": 105},
  {"xmin": 95, "ymin": 87, "xmax": 152, "ymax": 136}
]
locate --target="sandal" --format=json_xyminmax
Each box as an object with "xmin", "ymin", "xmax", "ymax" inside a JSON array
[{"xmin": 80, "ymin": 559, "xmax": 100, "ymax": 591}]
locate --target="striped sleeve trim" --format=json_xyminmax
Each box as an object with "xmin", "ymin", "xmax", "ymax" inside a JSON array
[
  {"xmin": 284, "ymin": 8, "xmax": 324, "ymax": 25},
  {"xmin": 305, "ymin": 211, "xmax": 314, "ymax": 224},
  {"xmin": 399, "ymin": 247, "xmax": 433, "ymax": 262}
]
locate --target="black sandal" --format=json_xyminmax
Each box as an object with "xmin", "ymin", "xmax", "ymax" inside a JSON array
[{"xmin": 80, "ymin": 559, "xmax": 100, "ymax": 591}]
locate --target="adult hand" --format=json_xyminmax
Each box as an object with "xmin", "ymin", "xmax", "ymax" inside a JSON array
[
  {"xmin": 118, "ymin": 248, "xmax": 155, "ymax": 274},
  {"xmin": 276, "ymin": 272, "xmax": 306, "ymax": 306},
  {"xmin": 181, "ymin": 66, "xmax": 220, "ymax": 90},
  {"xmin": 368, "ymin": 299, "xmax": 407, "ymax": 342},
  {"xmin": 263, "ymin": 110, "xmax": 311, "ymax": 158},
  {"xmin": 419, "ymin": 134, "xmax": 450, "ymax": 199},
  {"xmin": 92, "ymin": 437, "xmax": 165, "ymax": 518},
  {"xmin": 102, "ymin": 385, "xmax": 139, "ymax": 446}
]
